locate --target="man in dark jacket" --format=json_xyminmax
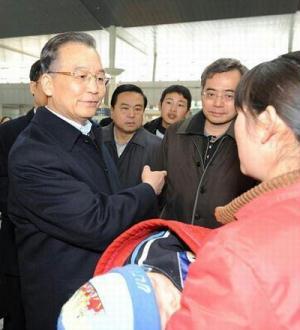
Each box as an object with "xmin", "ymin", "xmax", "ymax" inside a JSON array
[
  {"xmin": 103, "ymin": 84, "xmax": 162, "ymax": 189},
  {"xmin": 144, "ymin": 85, "xmax": 191, "ymax": 138},
  {"xmin": 7, "ymin": 32, "xmax": 166, "ymax": 330},
  {"xmin": 159, "ymin": 58, "xmax": 256, "ymax": 228},
  {"xmin": 0, "ymin": 59, "xmax": 47, "ymax": 330}
]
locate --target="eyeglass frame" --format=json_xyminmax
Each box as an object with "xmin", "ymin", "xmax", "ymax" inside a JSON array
[
  {"xmin": 202, "ymin": 90, "xmax": 235, "ymax": 103},
  {"xmin": 47, "ymin": 70, "xmax": 111, "ymax": 86}
]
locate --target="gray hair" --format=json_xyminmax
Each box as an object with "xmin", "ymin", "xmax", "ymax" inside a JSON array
[
  {"xmin": 40, "ymin": 31, "xmax": 96, "ymax": 73},
  {"xmin": 201, "ymin": 58, "xmax": 248, "ymax": 89}
]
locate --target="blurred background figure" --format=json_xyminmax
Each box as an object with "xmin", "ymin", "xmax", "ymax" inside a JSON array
[
  {"xmin": 0, "ymin": 116, "xmax": 12, "ymax": 124},
  {"xmin": 0, "ymin": 59, "xmax": 47, "ymax": 330},
  {"xmin": 99, "ymin": 116, "xmax": 112, "ymax": 127}
]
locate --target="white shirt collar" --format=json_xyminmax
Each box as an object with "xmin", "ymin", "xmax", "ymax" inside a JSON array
[{"xmin": 46, "ymin": 106, "xmax": 92, "ymax": 135}]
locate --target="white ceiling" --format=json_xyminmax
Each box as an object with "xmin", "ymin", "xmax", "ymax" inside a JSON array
[{"xmin": 0, "ymin": 13, "xmax": 299, "ymax": 84}]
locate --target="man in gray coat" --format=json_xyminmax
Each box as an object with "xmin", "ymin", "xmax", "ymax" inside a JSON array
[{"xmin": 102, "ymin": 84, "xmax": 162, "ymax": 189}]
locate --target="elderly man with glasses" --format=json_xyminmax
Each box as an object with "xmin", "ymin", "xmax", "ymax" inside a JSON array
[
  {"xmin": 159, "ymin": 58, "xmax": 256, "ymax": 228},
  {"xmin": 7, "ymin": 31, "xmax": 166, "ymax": 330}
]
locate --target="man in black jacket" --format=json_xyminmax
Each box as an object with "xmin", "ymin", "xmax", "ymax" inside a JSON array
[
  {"xmin": 159, "ymin": 58, "xmax": 257, "ymax": 228},
  {"xmin": 8, "ymin": 32, "xmax": 166, "ymax": 330},
  {"xmin": 0, "ymin": 59, "xmax": 47, "ymax": 330}
]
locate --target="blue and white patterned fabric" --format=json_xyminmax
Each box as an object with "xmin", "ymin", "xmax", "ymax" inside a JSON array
[{"xmin": 57, "ymin": 265, "xmax": 160, "ymax": 330}]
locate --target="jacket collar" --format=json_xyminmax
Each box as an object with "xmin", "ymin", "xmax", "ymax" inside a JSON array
[
  {"xmin": 25, "ymin": 108, "xmax": 35, "ymax": 122},
  {"xmin": 176, "ymin": 110, "xmax": 236, "ymax": 139},
  {"xmin": 130, "ymin": 127, "xmax": 150, "ymax": 147},
  {"xmin": 102, "ymin": 123, "xmax": 148, "ymax": 148},
  {"xmin": 150, "ymin": 117, "xmax": 163, "ymax": 128},
  {"xmin": 32, "ymin": 107, "xmax": 89, "ymax": 151},
  {"xmin": 237, "ymin": 175, "xmax": 300, "ymax": 221},
  {"xmin": 216, "ymin": 169, "xmax": 300, "ymax": 224}
]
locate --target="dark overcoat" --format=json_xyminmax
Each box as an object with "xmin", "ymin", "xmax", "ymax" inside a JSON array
[
  {"xmin": 0, "ymin": 109, "xmax": 34, "ymax": 276},
  {"xmin": 8, "ymin": 107, "xmax": 158, "ymax": 330},
  {"xmin": 0, "ymin": 109, "xmax": 34, "ymax": 326}
]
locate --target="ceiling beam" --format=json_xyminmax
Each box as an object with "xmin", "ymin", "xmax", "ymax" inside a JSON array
[
  {"xmin": 0, "ymin": 45, "xmax": 38, "ymax": 58},
  {"xmin": 114, "ymin": 26, "xmax": 148, "ymax": 55}
]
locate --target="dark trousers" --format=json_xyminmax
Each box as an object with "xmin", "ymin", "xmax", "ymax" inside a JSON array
[{"xmin": 2, "ymin": 274, "xmax": 26, "ymax": 330}]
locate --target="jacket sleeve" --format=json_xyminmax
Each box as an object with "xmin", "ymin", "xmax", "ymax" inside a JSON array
[{"xmin": 166, "ymin": 228, "xmax": 277, "ymax": 330}]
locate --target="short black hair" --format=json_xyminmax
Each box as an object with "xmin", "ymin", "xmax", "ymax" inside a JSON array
[
  {"xmin": 201, "ymin": 58, "xmax": 248, "ymax": 89},
  {"xmin": 110, "ymin": 84, "xmax": 148, "ymax": 109},
  {"xmin": 40, "ymin": 31, "xmax": 96, "ymax": 73},
  {"xmin": 29, "ymin": 59, "xmax": 43, "ymax": 82},
  {"xmin": 160, "ymin": 85, "xmax": 192, "ymax": 110}
]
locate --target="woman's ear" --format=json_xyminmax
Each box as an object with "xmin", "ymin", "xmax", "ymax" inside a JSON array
[
  {"xmin": 257, "ymin": 105, "xmax": 278, "ymax": 144},
  {"xmin": 40, "ymin": 74, "xmax": 53, "ymax": 97}
]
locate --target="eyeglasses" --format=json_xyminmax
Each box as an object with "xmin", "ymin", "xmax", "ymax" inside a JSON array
[
  {"xmin": 202, "ymin": 90, "xmax": 235, "ymax": 103},
  {"xmin": 48, "ymin": 70, "xmax": 110, "ymax": 86}
]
